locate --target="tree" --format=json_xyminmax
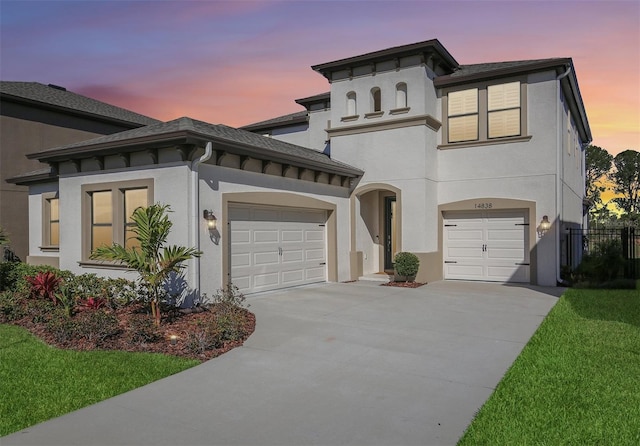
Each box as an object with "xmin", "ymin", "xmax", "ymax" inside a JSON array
[
  {"xmin": 609, "ymin": 149, "xmax": 640, "ymax": 216},
  {"xmin": 585, "ymin": 145, "xmax": 613, "ymax": 209},
  {"xmin": 90, "ymin": 204, "xmax": 201, "ymax": 325}
]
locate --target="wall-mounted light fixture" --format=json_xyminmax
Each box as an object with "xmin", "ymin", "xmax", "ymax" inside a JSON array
[
  {"xmin": 537, "ymin": 215, "xmax": 551, "ymax": 238},
  {"xmin": 203, "ymin": 210, "xmax": 217, "ymax": 231}
]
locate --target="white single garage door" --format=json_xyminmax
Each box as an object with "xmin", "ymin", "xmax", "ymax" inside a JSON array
[
  {"xmin": 229, "ymin": 204, "xmax": 327, "ymax": 294},
  {"xmin": 443, "ymin": 210, "xmax": 530, "ymax": 283}
]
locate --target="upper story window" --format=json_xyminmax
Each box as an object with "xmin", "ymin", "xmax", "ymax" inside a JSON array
[
  {"xmin": 448, "ymin": 88, "xmax": 478, "ymax": 142},
  {"xmin": 346, "ymin": 91, "xmax": 357, "ymax": 116},
  {"xmin": 487, "ymin": 82, "xmax": 520, "ymax": 138},
  {"xmin": 82, "ymin": 179, "xmax": 153, "ymax": 262},
  {"xmin": 443, "ymin": 80, "xmax": 526, "ymax": 146},
  {"xmin": 371, "ymin": 87, "xmax": 381, "ymax": 112},
  {"xmin": 395, "ymin": 83, "xmax": 407, "ymax": 108}
]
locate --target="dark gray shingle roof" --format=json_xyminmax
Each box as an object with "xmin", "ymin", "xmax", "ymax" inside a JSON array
[
  {"xmin": 0, "ymin": 81, "xmax": 160, "ymax": 126},
  {"xmin": 435, "ymin": 58, "xmax": 570, "ymax": 86},
  {"xmin": 29, "ymin": 117, "xmax": 362, "ymax": 177},
  {"xmin": 240, "ymin": 111, "xmax": 309, "ymax": 131}
]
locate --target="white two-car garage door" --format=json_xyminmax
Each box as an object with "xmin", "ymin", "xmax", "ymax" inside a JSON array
[
  {"xmin": 229, "ymin": 204, "xmax": 327, "ymax": 294},
  {"xmin": 443, "ymin": 210, "xmax": 530, "ymax": 283}
]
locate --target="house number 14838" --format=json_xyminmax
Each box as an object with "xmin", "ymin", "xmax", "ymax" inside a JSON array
[{"xmin": 474, "ymin": 202, "xmax": 493, "ymax": 209}]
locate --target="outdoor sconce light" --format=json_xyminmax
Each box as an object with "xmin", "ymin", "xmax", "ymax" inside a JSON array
[
  {"xmin": 203, "ymin": 210, "xmax": 217, "ymax": 231},
  {"xmin": 537, "ymin": 215, "xmax": 551, "ymax": 238}
]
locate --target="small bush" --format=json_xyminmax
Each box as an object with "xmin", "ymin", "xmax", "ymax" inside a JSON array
[
  {"xmin": 185, "ymin": 320, "xmax": 223, "ymax": 354},
  {"xmin": 127, "ymin": 315, "xmax": 162, "ymax": 344},
  {"xmin": 74, "ymin": 309, "xmax": 121, "ymax": 347},
  {"xmin": 575, "ymin": 239, "xmax": 625, "ymax": 284},
  {"xmin": 0, "ymin": 291, "xmax": 26, "ymax": 322},
  {"xmin": 393, "ymin": 252, "xmax": 420, "ymax": 280},
  {"xmin": 46, "ymin": 309, "xmax": 78, "ymax": 344},
  {"xmin": 210, "ymin": 284, "xmax": 249, "ymax": 314},
  {"xmin": 26, "ymin": 271, "xmax": 62, "ymax": 303}
]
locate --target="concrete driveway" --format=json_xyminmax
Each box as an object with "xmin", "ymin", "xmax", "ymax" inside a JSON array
[{"xmin": 4, "ymin": 280, "xmax": 561, "ymax": 446}]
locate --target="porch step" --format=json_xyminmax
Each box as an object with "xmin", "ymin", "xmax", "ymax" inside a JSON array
[{"xmin": 359, "ymin": 272, "xmax": 393, "ymax": 282}]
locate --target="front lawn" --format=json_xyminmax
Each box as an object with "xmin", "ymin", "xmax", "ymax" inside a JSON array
[
  {"xmin": 0, "ymin": 324, "xmax": 199, "ymax": 437},
  {"xmin": 458, "ymin": 288, "xmax": 640, "ymax": 445}
]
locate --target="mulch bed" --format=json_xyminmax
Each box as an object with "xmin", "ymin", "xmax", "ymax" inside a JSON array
[
  {"xmin": 7, "ymin": 303, "xmax": 255, "ymax": 362},
  {"xmin": 380, "ymin": 281, "xmax": 426, "ymax": 288}
]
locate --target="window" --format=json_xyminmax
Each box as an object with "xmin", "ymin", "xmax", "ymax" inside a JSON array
[
  {"xmin": 395, "ymin": 83, "xmax": 407, "ymax": 108},
  {"xmin": 371, "ymin": 87, "xmax": 381, "ymax": 112},
  {"xmin": 41, "ymin": 192, "xmax": 59, "ymax": 249},
  {"xmin": 82, "ymin": 179, "xmax": 153, "ymax": 262},
  {"xmin": 448, "ymin": 88, "xmax": 478, "ymax": 142},
  {"xmin": 487, "ymin": 82, "xmax": 520, "ymax": 138},
  {"xmin": 443, "ymin": 80, "xmax": 526, "ymax": 146},
  {"xmin": 346, "ymin": 92, "xmax": 357, "ymax": 116}
]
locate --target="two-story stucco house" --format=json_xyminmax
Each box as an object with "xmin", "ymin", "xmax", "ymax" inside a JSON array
[{"xmin": 16, "ymin": 39, "xmax": 591, "ymax": 301}]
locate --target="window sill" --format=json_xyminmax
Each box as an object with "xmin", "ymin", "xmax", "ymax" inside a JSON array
[
  {"xmin": 389, "ymin": 107, "xmax": 410, "ymax": 115},
  {"xmin": 438, "ymin": 134, "xmax": 532, "ymax": 150},
  {"xmin": 340, "ymin": 115, "xmax": 359, "ymax": 122},
  {"xmin": 39, "ymin": 245, "xmax": 60, "ymax": 252},
  {"xmin": 78, "ymin": 260, "xmax": 132, "ymax": 270},
  {"xmin": 364, "ymin": 111, "xmax": 384, "ymax": 119}
]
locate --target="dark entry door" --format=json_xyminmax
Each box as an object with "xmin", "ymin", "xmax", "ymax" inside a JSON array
[{"xmin": 384, "ymin": 196, "xmax": 396, "ymax": 270}]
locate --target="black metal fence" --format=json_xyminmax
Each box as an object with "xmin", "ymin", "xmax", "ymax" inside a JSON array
[{"xmin": 565, "ymin": 227, "xmax": 639, "ymax": 280}]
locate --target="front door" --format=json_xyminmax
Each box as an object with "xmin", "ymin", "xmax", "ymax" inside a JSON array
[{"xmin": 384, "ymin": 196, "xmax": 397, "ymax": 270}]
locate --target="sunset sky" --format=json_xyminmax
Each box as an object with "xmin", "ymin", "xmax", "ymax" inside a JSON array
[{"xmin": 1, "ymin": 0, "xmax": 638, "ymax": 157}]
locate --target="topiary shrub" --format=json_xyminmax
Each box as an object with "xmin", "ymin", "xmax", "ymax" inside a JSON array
[{"xmin": 393, "ymin": 252, "xmax": 420, "ymax": 282}]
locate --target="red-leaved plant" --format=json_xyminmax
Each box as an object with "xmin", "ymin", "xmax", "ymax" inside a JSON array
[
  {"xmin": 79, "ymin": 297, "xmax": 107, "ymax": 310},
  {"xmin": 26, "ymin": 272, "xmax": 62, "ymax": 304}
]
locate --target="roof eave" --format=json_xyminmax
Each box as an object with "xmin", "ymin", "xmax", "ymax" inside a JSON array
[
  {"xmin": 311, "ymin": 39, "xmax": 459, "ymax": 79},
  {"xmin": 433, "ymin": 59, "xmax": 572, "ymax": 87},
  {"xmin": 0, "ymin": 93, "xmax": 157, "ymax": 128},
  {"xmin": 241, "ymin": 115, "xmax": 309, "ymax": 132}
]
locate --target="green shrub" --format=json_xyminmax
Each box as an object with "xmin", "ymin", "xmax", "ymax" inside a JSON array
[
  {"xmin": 185, "ymin": 320, "xmax": 223, "ymax": 354},
  {"xmin": 0, "ymin": 291, "xmax": 26, "ymax": 322},
  {"xmin": 575, "ymin": 239, "xmax": 625, "ymax": 284},
  {"xmin": 45, "ymin": 308, "xmax": 78, "ymax": 344},
  {"xmin": 1, "ymin": 263, "xmax": 69, "ymax": 295},
  {"xmin": 393, "ymin": 252, "xmax": 420, "ymax": 279},
  {"xmin": 127, "ymin": 315, "xmax": 161, "ymax": 344},
  {"xmin": 74, "ymin": 309, "xmax": 121, "ymax": 347}
]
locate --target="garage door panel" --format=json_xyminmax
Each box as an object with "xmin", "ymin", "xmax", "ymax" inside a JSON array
[
  {"xmin": 306, "ymin": 229, "xmax": 325, "ymax": 241},
  {"xmin": 487, "ymin": 247, "xmax": 525, "ymax": 260},
  {"xmin": 306, "ymin": 266, "xmax": 326, "ymax": 280},
  {"xmin": 253, "ymin": 272, "xmax": 280, "ymax": 288},
  {"xmin": 231, "ymin": 252, "xmax": 251, "ymax": 268},
  {"xmin": 254, "ymin": 251, "xmax": 280, "ymax": 266},
  {"xmin": 447, "ymin": 229, "xmax": 483, "ymax": 241},
  {"xmin": 487, "ymin": 228, "xmax": 524, "ymax": 241},
  {"xmin": 282, "ymin": 250, "xmax": 304, "ymax": 263},
  {"xmin": 447, "ymin": 246, "xmax": 484, "ymax": 258},
  {"xmin": 281, "ymin": 270, "xmax": 304, "ymax": 284},
  {"xmin": 254, "ymin": 230, "xmax": 279, "ymax": 243},
  {"xmin": 445, "ymin": 264, "xmax": 484, "ymax": 279},
  {"xmin": 231, "ymin": 229, "xmax": 251, "ymax": 244},
  {"xmin": 282, "ymin": 230, "xmax": 303, "ymax": 242},
  {"xmin": 306, "ymin": 248, "xmax": 325, "ymax": 261}
]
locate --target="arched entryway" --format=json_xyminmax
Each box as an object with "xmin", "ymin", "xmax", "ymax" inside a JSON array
[{"xmin": 351, "ymin": 184, "xmax": 401, "ymax": 278}]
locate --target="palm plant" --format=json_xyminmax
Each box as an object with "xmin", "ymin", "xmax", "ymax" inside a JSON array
[{"xmin": 90, "ymin": 204, "xmax": 201, "ymax": 325}]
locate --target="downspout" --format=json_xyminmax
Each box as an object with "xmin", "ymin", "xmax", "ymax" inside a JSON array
[
  {"xmin": 191, "ymin": 142, "xmax": 213, "ymax": 301},
  {"xmin": 555, "ymin": 66, "xmax": 571, "ymax": 285}
]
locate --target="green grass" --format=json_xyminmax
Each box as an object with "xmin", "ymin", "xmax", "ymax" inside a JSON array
[
  {"xmin": 0, "ymin": 324, "xmax": 199, "ymax": 437},
  {"xmin": 459, "ymin": 288, "xmax": 640, "ymax": 445}
]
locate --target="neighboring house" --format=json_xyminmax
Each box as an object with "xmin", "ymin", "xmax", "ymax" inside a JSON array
[
  {"xmin": 16, "ymin": 39, "xmax": 591, "ymax": 301},
  {"xmin": 1, "ymin": 81, "xmax": 160, "ymax": 261}
]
